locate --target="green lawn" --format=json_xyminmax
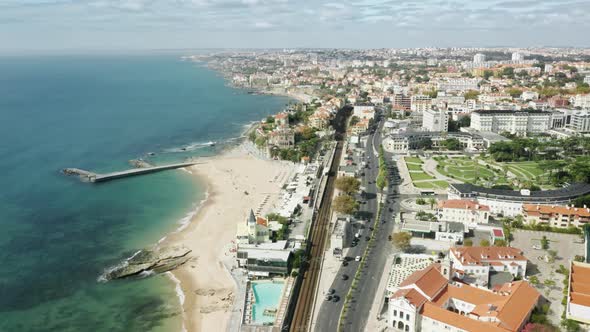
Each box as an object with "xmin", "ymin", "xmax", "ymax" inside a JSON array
[
  {"xmin": 404, "ymin": 157, "xmax": 423, "ymax": 164},
  {"xmin": 505, "ymin": 161, "xmax": 548, "ymax": 180},
  {"xmin": 406, "ymin": 163, "xmax": 424, "ymax": 171},
  {"xmin": 409, "ymin": 171, "xmax": 435, "ymax": 181},
  {"xmin": 414, "ymin": 180, "xmax": 449, "ymax": 189}
]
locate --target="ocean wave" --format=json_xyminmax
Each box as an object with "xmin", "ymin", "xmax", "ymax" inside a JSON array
[
  {"xmin": 166, "ymin": 272, "xmax": 185, "ymax": 306},
  {"xmin": 97, "ymin": 250, "xmax": 142, "ymax": 283},
  {"xmin": 163, "ymin": 141, "xmax": 217, "ymax": 153}
]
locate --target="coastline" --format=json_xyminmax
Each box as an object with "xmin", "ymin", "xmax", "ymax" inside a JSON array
[{"xmin": 162, "ymin": 142, "xmax": 296, "ymax": 332}]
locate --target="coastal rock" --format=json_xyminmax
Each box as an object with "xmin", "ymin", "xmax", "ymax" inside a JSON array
[{"xmin": 103, "ymin": 245, "xmax": 192, "ymax": 280}]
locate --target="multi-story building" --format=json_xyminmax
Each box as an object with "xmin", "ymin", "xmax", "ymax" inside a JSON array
[
  {"xmin": 308, "ymin": 108, "xmax": 332, "ymax": 129},
  {"xmin": 473, "ymin": 53, "xmax": 486, "ymax": 64},
  {"xmin": 470, "ymin": 110, "xmax": 552, "ymax": 136},
  {"xmin": 268, "ymin": 127, "xmax": 295, "ymax": 149},
  {"xmin": 448, "ymin": 183, "xmax": 590, "ymax": 217},
  {"xmin": 353, "ymin": 103, "xmax": 376, "ymax": 120},
  {"xmin": 449, "ymin": 246, "xmax": 528, "ymax": 281},
  {"xmin": 522, "ymin": 204, "xmax": 590, "ymax": 229},
  {"xmin": 394, "ymin": 94, "xmax": 412, "ymax": 110},
  {"xmin": 410, "ymin": 95, "xmax": 432, "ymax": 112},
  {"xmin": 388, "ymin": 262, "xmax": 540, "ymax": 332},
  {"xmin": 511, "ymin": 52, "xmax": 525, "ymax": 63},
  {"xmin": 422, "ymin": 109, "xmax": 449, "ymax": 132},
  {"xmin": 236, "ymin": 210, "xmax": 270, "ymax": 245},
  {"xmin": 236, "ymin": 241, "xmax": 292, "ymax": 277},
  {"xmin": 573, "ymin": 94, "xmax": 590, "ymax": 109},
  {"xmin": 566, "ymin": 261, "xmax": 590, "ymax": 325},
  {"xmin": 437, "ymin": 78, "xmax": 480, "ymax": 92},
  {"xmin": 437, "ymin": 199, "xmax": 490, "ymax": 228},
  {"xmin": 570, "ymin": 110, "xmax": 590, "ymax": 133},
  {"xmin": 382, "ymin": 131, "xmax": 485, "ymax": 153}
]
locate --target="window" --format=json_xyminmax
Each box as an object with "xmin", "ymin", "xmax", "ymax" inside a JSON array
[
  {"xmin": 394, "ymin": 310, "xmax": 397, "ymax": 316},
  {"xmin": 406, "ymin": 313, "xmax": 409, "ymax": 320}
]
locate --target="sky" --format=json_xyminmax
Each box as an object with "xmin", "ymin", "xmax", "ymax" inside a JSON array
[{"xmin": 0, "ymin": 0, "xmax": 589, "ymax": 53}]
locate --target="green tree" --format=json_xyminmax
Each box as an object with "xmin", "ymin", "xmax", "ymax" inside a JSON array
[
  {"xmin": 427, "ymin": 198, "xmax": 437, "ymax": 209},
  {"xmin": 463, "ymin": 239, "xmax": 473, "ymax": 247},
  {"xmin": 391, "ymin": 232, "xmax": 412, "ymax": 252},
  {"xmin": 464, "ymin": 90, "xmax": 480, "ymax": 100},
  {"xmin": 529, "ymin": 275, "xmax": 540, "ymax": 286},
  {"xmin": 480, "ymin": 239, "xmax": 490, "ymax": 247},
  {"xmin": 335, "ymin": 176, "xmax": 361, "ymax": 194},
  {"xmin": 442, "ymin": 138, "xmax": 463, "ymax": 151},
  {"xmin": 333, "ymin": 195, "xmax": 358, "ymax": 215},
  {"xmin": 494, "ymin": 239, "xmax": 508, "ymax": 246},
  {"xmin": 483, "ymin": 70, "xmax": 494, "ymax": 80},
  {"xmin": 561, "ymin": 319, "xmax": 581, "ymax": 332},
  {"xmin": 416, "ymin": 198, "xmax": 426, "ymax": 205}
]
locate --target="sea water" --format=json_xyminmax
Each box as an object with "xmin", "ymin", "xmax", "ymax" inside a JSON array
[{"xmin": 0, "ymin": 54, "xmax": 291, "ymax": 331}]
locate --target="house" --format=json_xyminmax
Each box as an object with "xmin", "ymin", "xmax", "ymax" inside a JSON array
[
  {"xmin": 388, "ymin": 262, "xmax": 540, "ymax": 332},
  {"xmin": 566, "ymin": 261, "xmax": 590, "ymax": 325},
  {"xmin": 449, "ymin": 246, "xmax": 528, "ymax": 282},
  {"xmin": 236, "ymin": 209, "xmax": 270, "ymax": 245},
  {"xmin": 522, "ymin": 204, "xmax": 590, "ymax": 229},
  {"xmin": 308, "ymin": 109, "xmax": 332, "ymax": 129},
  {"xmin": 274, "ymin": 112, "xmax": 290, "ymax": 126},
  {"xmin": 437, "ymin": 199, "xmax": 490, "ymax": 228}
]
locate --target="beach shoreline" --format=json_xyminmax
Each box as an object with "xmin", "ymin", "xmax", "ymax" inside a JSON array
[{"xmin": 162, "ymin": 142, "xmax": 296, "ymax": 332}]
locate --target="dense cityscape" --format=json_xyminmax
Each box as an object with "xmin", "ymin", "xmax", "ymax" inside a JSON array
[{"xmin": 179, "ymin": 47, "xmax": 590, "ymax": 332}]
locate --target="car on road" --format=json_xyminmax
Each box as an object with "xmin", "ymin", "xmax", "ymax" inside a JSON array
[
  {"xmin": 325, "ymin": 295, "xmax": 333, "ymax": 301},
  {"xmin": 341, "ymin": 274, "xmax": 349, "ymax": 280},
  {"xmin": 327, "ymin": 288, "xmax": 335, "ymax": 295},
  {"xmin": 365, "ymin": 236, "xmax": 370, "ymax": 241},
  {"xmin": 355, "ymin": 255, "xmax": 362, "ymax": 262},
  {"xmin": 532, "ymin": 245, "xmax": 542, "ymax": 250},
  {"xmin": 342, "ymin": 260, "xmax": 348, "ymax": 266},
  {"xmin": 332, "ymin": 295, "xmax": 340, "ymax": 302}
]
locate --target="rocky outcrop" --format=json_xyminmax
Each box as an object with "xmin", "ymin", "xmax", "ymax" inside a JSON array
[{"xmin": 103, "ymin": 245, "xmax": 192, "ymax": 281}]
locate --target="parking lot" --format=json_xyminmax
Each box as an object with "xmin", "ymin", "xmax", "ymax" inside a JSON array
[{"xmin": 511, "ymin": 229, "xmax": 586, "ymax": 324}]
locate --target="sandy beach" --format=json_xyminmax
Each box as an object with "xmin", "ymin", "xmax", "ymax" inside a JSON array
[{"xmin": 164, "ymin": 143, "xmax": 295, "ymax": 332}]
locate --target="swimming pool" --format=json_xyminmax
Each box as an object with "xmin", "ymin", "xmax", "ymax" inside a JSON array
[{"xmin": 251, "ymin": 280, "xmax": 285, "ymax": 325}]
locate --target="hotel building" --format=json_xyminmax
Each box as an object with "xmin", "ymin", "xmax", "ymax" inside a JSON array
[{"xmin": 470, "ymin": 110, "xmax": 552, "ymax": 136}]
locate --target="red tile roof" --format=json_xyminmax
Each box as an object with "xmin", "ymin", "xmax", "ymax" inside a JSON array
[
  {"xmin": 570, "ymin": 262, "xmax": 590, "ymax": 307},
  {"xmin": 399, "ymin": 264, "xmax": 448, "ymax": 299},
  {"xmin": 450, "ymin": 247, "xmax": 527, "ymax": 266},
  {"xmin": 438, "ymin": 199, "xmax": 490, "ymax": 211}
]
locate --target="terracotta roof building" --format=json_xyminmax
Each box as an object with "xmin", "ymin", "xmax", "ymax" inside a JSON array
[
  {"xmin": 567, "ymin": 261, "xmax": 590, "ymax": 324},
  {"xmin": 388, "ymin": 261, "xmax": 540, "ymax": 332},
  {"xmin": 523, "ymin": 204, "xmax": 590, "ymax": 229},
  {"xmin": 437, "ymin": 199, "xmax": 490, "ymax": 227},
  {"xmin": 449, "ymin": 247, "xmax": 528, "ymax": 286}
]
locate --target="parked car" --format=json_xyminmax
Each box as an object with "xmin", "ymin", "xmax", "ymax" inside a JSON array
[
  {"xmin": 355, "ymin": 256, "xmax": 362, "ymax": 262},
  {"xmin": 325, "ymin": 295, "xmax": 333, "ymax": 301},
  {"xmin": 341, "ymin": 274, "xmax": 349, "ymax": 280},
  {"xmin": 327, "ymin": 288, "xmax": 335, "ymax": 295},
  {"xmin": 332, "ymin": 295, "xmax": 340, "ymax": 302},
  {"xmin": 342, "ymin": 260, "xmax": 348, "ymax": 266}
]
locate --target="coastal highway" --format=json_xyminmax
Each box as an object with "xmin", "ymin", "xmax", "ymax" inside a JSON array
[
  {"xmin": 287, "ymin": 107, "xmax": 351, "ymax": 332},
  {"xmin": 314, "ymin": 111, "xmax": 401, "ymax": 332}
]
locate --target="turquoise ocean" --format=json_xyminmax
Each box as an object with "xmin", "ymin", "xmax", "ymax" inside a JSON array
[{"xmin": 0, "ymin": 55, "xmax": 290, "ymax": 331}]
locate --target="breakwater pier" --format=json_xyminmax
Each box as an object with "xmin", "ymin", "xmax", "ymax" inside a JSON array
[{"xmin": 63, "ymin": 161, "xmax": 198, "ymax": 183}]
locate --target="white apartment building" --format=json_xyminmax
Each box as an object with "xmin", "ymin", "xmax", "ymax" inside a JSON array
[
  {"xmin": 470, "ymin": 110, "xmax": 552, "ymax": 136},
  {"xmin": 570, "ymin": 110, "xmax": 590, "ymax": 133},
  {"xmin": 573, "ymin": 94, "xmax": 590, "ymax": 109},
  {"xmin": 473, "ymin": 53, "xmax": 486, "ymax": 64},
  {"xmin": 522, "ymin": 204, "xmax": 590, "ymax": 229},
  {"xmin": 437, "ymin": 78, "xmax": 480, "ymax": 92},
  {"xmin": 437, "ymin": 199, "xmax": 489, "ymax": 228},
  {"xmin": 422, "ymin": 109, "xmax": 449, "ymax": 132},
  {"xmin": 410, "ymin": 95, "xmax": 432, "ymax": 112},
  {"xmin": 511, "ymin": 52, "xmax": 524, "ymax": 62}
]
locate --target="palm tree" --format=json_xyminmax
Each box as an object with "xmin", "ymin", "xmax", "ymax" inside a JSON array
[{"xmin": 428, "ymin": 198, "xmax": 437, "ymax": 210}]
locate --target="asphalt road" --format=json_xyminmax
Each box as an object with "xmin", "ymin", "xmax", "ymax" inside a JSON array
[{"xmin": 314, "ymin": 113, "xmax": 402, "ymax": 332}]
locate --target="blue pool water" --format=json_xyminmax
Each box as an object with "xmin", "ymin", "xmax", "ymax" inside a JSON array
[{"xmin": 251, "ymin": 281, "xmax": 285, "ymax": 325}]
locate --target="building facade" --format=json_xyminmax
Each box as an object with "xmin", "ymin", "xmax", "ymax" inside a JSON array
[
  {"xmin": 522, "ymin": 204, "xmax": 590, "ymax": 229},
  {"xmin": 422, "ymin": 109, "xmax": 449, "ymax": 132},
  {"xmin": 437, "ymin": 199, "xmax": 490, "ymax": 228},
  {"xmin": 470, "ymin": 110, "xmax": 552, "ymax": 136}
]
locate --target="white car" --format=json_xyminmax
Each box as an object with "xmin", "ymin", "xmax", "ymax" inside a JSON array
[
  {"xmin": 532, "ymin": 245, "xmax": 542, "ymax": 250},
  {"xmin": 355, "ymin": 255, "xmax": 362, "ymax": 262}
]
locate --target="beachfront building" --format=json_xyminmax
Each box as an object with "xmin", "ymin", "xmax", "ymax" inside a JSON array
[
  {"xmin": 267, "ymin": 127, "xmax": 295, "ymax": 149},
  {"xmin": 381, "ymin": 131, "xmax": 485, "ymax": 154},
  {"xmin": 237, "ymin": 210, "xmax": 270, "ymax": 245},
  {"xmin": 522, "ymin": 204, "xmax": 590, "ymax": 229},
  {"xmin": 448, "ymin": 183, "xmax": 590, "ymax": 217},
  {"xmin": 236, "ymin": 241, "xmax": 292, "ymax": 277},
  {"xmin": 387, "ymin": 262, "xmax": 540, "ymax": 332},
  {"xmin": 449, "ymin": 246, "xmax": 528, "ymax": 283},
  {"xmin": 437, "ymin": 199, "xmax": 490, "ymax": 228},
  {"xmin": 566, "ymin": 261, "xmax": 590, "ymax": 325},
  {"xmin": 470, "ymin": 110, "xmax": 552, "ymax": 136}
]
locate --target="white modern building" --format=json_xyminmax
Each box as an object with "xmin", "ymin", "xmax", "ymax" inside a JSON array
[
  {"xmin": 422, "ymin": 109, "xmax": 449, "ymax": 132},
  {"xmin": 511, "ymin": 52, "xmax": 525, "ymax": 63},
  {"xmin": 473, "ymin": 53, "xmax": 486, "ymax": 64},
  {"xmin": 330, "ymin": 217, "xmax": 352, "ymax": 252},
  {"xmin": 573, "ymin": 94, "xmax": 590, "ymax": 109},
  {"xmin": 410, "ymin": 95, "xmax": 432, "ymax": 112},
  {"xmin": 437, "ymin": 78, "xmax": 480, "ymax": 92},
  {"xmin": 570, "ymin": 110, "xmax": 590, "ymax": 133},
  {"xmin": 470, "ymin": 110, "xmax": 552, "ymax": 136},
  {"xmin": 353, "ymin": 103, "xmax": 376, "ymax": 120}
]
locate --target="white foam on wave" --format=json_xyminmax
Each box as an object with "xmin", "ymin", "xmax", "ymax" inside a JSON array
[
  {"xmin": 163, "ymin": 141, "xmax": 217, "ymax": 153},
  {"xmin": 166, "ymin": 271, "xmax": 188, "ymax": 332},
  {"xmin": 97, "ymin": 250, "xmax": 142, "ymax": 282},
  {"xmin": 156, "ymin": 189, "xmax": 210, "ymax": 245}
]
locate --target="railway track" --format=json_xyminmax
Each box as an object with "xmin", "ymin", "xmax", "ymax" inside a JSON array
[{"xmin": 289, "ymin": 107, "xmax": 349, "ymax": 332}]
